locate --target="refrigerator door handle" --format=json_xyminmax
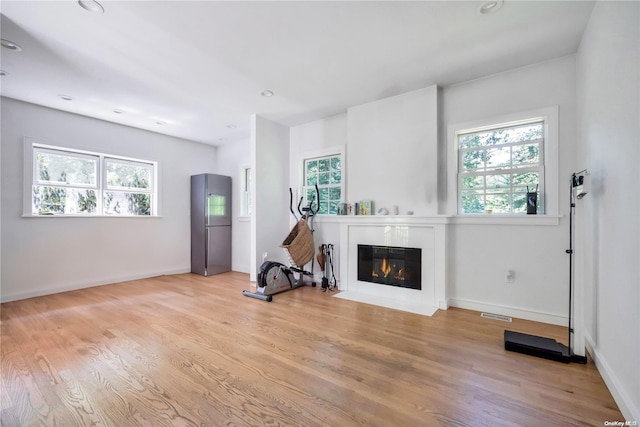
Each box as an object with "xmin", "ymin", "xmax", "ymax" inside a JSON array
[{"xmin": 204, "ymin": 227, "xmax": 209, "ymax": 276}]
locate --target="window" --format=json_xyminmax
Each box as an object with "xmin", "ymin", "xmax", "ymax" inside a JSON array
[
  {"xmin": 240, "ymin": 166, "xmax": 252, "ymax": 217},
  {"xmin": 303, "ymin": 153, "xmax": 342, "ymax": 215},
  {"xmin": 457, "ymin": 119, "xmax": 544, "ymax": 214},
  {"xmin": 31, "ymin": 144, "xmax": 157, "ymax": 216}
]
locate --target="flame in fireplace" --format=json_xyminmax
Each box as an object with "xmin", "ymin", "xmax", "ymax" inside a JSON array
[
  {"xmin": 372, "ymin": 256, "xmax": 406, "ymax": 281},
  {"xmin": 380, "ymin": 256, "xmax": 391, "ymax": 278}
]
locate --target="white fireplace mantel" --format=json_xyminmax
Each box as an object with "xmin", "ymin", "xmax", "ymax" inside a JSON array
[{"xmin": 335, "ymin": 216, "xmax": 450, "ymax": 316}]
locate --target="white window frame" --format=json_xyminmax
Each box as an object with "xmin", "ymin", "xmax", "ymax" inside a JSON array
[
  {"xmin": 447, "ymin": 106, "xmax": 559, "ymax": 222},
  {"xmin": 299, "ymin": 147, "xmax": 345, "ymax": 216},
  {"xmin": 239, "ymin": 164, "xmax": 252, "ymax": 218},
  {"xmin": 457, "ymin": 119, "xmax": 546, "ymax": 214},
  {"xmin": 24, "ymin": 139, "xmax": 158, "ymax": 217}
]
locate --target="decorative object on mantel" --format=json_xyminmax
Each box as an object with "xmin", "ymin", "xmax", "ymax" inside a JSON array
[
  {"xmin": 406, "ymin": 211, "xmax": 414, "ymax": 215},
  {"xmin": 377, "ymin": 207, "xmax": 389, "ymax": 215},
  {"xmin": 346, "ymin": 204, "xmax": 354, "ymax": 215},
  {"xmin": 337, "ymin": 203, "xmax": 348, "ymax": 215},
  {"xmin": 526, "ymin": 184, "xmax": 538, "ymax": 215},
  {"xmin": 359, "ymin": 200, "xmax": 373, "ymax": 215},
  {"xmin": 393, "ymin": 205, "xmax": 399, "ymax": 215}
]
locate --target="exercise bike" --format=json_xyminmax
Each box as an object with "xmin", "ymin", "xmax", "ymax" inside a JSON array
[{"xmin": 242, "ymin": 186, "xmax": 319, "ymax": 302}]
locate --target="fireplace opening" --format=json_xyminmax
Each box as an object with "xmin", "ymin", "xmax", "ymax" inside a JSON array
[{"xmin": 357, "ymin": 244, "xmax": 421, "ymax": 290}]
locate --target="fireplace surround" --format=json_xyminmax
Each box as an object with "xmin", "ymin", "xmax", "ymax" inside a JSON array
[{"xmin": 336, "ymin": 216, "xmax": 449, "ymax": 316}]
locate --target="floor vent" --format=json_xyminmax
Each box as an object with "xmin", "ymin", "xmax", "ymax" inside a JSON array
[{"xmin": 481, "ymin": 312, "xmax": 512, "ymax": 322}]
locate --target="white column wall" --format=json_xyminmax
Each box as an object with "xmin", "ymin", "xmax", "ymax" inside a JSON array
[
  {"xmin": 251, "ymin": 115, "xmax": 291, "ymax": 281},
  {"xmin": 576, "ymin": 1, "xmax": 640, "ymax": 420}
]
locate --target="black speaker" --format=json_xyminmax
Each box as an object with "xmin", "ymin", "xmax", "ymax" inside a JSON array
[{"xmin": 526, "ymin": 192, "xmax": 537, "ymax": 214}]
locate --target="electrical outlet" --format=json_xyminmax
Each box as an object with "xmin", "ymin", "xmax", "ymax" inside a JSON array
[{"xmin": 505, "ymin": 270, "xmax": 515, "ymax": 283}]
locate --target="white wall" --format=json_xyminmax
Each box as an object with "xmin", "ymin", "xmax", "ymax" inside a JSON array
[
  {"xmin": 290, "ymin": 114, "xmax": 347, "ymax": 281},
  {"xmin": 442, "ymin": 56, "xmax": 578, "ymax": 326},
  {"xmin": 216, "ymin": 138, "xmax": 251, "ymax": 274},
  {"xmin": 0, "ymin": 98, "xmax": 218, "ymax": 302},
  {"xmin": 348, "ymin": 86, "xmax": 439, "ymax": 216},
  {"xmin": 251, "ymin": 115, "xmax": 290, "ymax": 281},
  {"xmin": 576, "ymin": 1, "xmax": 639, "ymax": 420}
]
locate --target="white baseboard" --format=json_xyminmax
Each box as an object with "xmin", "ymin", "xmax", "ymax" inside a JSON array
[
  {"xmin": 0, "ymin": 268, "xmax": 191, "ymax": 303},
  {"xmin": 585, "ymin": 332, "xmax": 639, "ymax": 422},
  {"xmin": 448, "ymin": 298, "xmax": 568, "ymax": 326},
  {"xmin": 334, "ymin": 291, "xmax": 438, "ymax": 317}
]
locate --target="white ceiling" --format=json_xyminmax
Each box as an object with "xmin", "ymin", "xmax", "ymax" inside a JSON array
[{"xmin": 0, "ymin": 1, "xmax": 594, "ymax": 146}]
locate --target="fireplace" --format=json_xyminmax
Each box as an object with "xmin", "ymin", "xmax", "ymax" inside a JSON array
[{"xmin": 357, "ymin": 244, "xmax": 421, "ymax": 290}]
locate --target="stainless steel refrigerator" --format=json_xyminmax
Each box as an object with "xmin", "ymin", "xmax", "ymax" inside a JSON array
[{"xmin": 191, "ymin": 173, "xmax": 232, "ymax": 276}]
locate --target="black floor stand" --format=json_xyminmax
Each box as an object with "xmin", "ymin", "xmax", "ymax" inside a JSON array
[
  {"xmin": 505, "ymin": 173, "xmax": 588, "ymax": 365},
  {"xmin": 504, "ymin": 330, "xmax": 587, "ymax": 364}
]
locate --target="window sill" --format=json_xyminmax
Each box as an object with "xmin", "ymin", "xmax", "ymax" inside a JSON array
[
  {"xmin": 22, "ymin": 214, "xmax": 163, "ymax": 219},
  {"xmin": 310, "ymin": 214, "xmax": 561, "ymax": 226},
  {"xmin": 451, "ymin": 214, "xmax": 561, "ymax": 226},
  {"xmin": 237, "ymin": 216, "xmax": 250, "ymax": 223}
]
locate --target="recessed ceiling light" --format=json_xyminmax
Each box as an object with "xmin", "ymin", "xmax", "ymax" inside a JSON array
[
  {"xmin": 78, "ymin": 0, "xmax": 104, "ymax": 13},
  {"xmin": 113, "ymin": 109, "xmax": 123, "ymax": 114},
  {"xmin": 58, "ymin": 94, "xmax": 73, "ymax": 101},
  {"xmin": 1, "ymin": 39, "xmax": 22, "ymax": 51},
  {"xmin": 260, "ymin": 90, "xmax": 274, "ymax": 97},
  {"xmin": 479, "ymin": 0, "xmax": 503, "ymax": 14},
  {"xmin": 226, "ymin": 124, "xmax": 237, "ymax": 129},
  {"xmin": 156, "ymin": 120, "xmax": 166, "ymax": 125}
]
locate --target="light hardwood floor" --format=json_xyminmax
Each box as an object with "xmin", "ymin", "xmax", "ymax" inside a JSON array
[{"xmin": 1, "ymin": 272, "xmax": 622, "ymax": 426}]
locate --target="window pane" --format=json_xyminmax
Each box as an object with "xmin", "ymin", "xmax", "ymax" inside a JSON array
[
  {"xmin": 243, "ymin": 167, "xmax": 252, "ymax": 216},
  {"xmin": 485, "ymin": 146, "xmax": 511, "ymax": 170},
  {"xmin": 460, "ymin": 122, "xmax": 543, "ymax": 148},
  {"xmin": 305, "ymin": 188, "xmax": 319, "ymax": 213},
  {"xmin": 306, "ymin": 160, "xmax": 317, "ymax": 175},
  {"xmin": 512, "ymin": 193, "xmax": 528, "ymax": 213},
  {"xmin": 512, "ymin": 143, "xmax": 540, "ymax": 166},
  {"xmin": 461, "ymin": 191, "xmax": 485, "ymax": 213},
  {"xmin": 459, "ymin": 134, "xmax": 481, "ymax": 149},
  {"xmin": 486, "ymin": 194, "xmax": 510, "ymax": 213},
  {"xmin": 318, "ymin": 172, "xmax": 330, "ymax": 185},
  {"xmin": 461, "ymin": 151, "xmax": 484, "ymax": 172},
  {"xmin": 503, "ymin": 123, "xmax": 543, "ymax": 143},
  {"xmin": 329, "ymin": 187, "xmax": 341, "ymax": 201},
  {"xmin": 513, "ymin": 172, "xmax": 539, "ymax": 189},
  {"xmin": 305, "ymin": 160, "xmax": 317, "ymax": 185},
  {"xmin": 461, "ymin": 175, "xmax": 484, "ymax": 190},
  {"xmin": 36, "ymin": 151, "xmax": 97, "ymax": 186},
  {"xmin": 106, "ymin": 161, "xmax": 151, "ymax": 190},
  {"xmin": 319, "ymin": 188, "xmax": 329, "ymax": 203},
  {"xmin": 318, "ymin": 159, "xmax": 330, "ymax": 172},
  {"xmin": 32, "ymin": 185, "xmax": 66, "ymax": 214},
  {"xmin": 330, "ymin": 170, "xmax": 341, "ymax": 184},
  {"xmin": 104, "ymin": 191, "xmax": 151, "ymax": 215},
  {"xmin": 331, "ymin": 157, "xmax": 341, "ymax": 171},
  {"xmin": 33, "ymin": 186, "xmax": 97, "ymax": 215},
  {"xmin": 464, "ymin": 129, "xmax": 505, "ymax": 147},
  {"xmin": 318, "ymin": 202, "xmax": 329, "ymax": 215},
  {"xmin": 329, "ymin": 200, "xmax": 339, "ymax": 215},
  {"xmin": 485, "ymin": 174, "xmax": 510, "ymax": 190}
]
